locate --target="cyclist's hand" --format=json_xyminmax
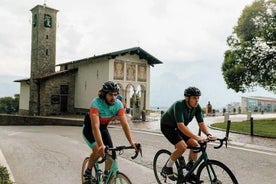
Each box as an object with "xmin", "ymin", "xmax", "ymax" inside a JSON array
[
  {"xmin": 98, "ymin": 145, "xmax": 106, "ymax": 157},
  {"xmin": 196, "ymin": 136, "xmax": 205, "ymax": 143},
  {"xmin": 207, "ymin": 134, "xmax": 217, "ymax": 141}
]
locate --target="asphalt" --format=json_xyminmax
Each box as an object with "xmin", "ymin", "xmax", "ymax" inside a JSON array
[{"xmin": 1, "ymin": 112, "xmax": 275, "ymax": 183}]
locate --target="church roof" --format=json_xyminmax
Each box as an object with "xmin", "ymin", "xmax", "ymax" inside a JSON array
[
  {"xmin": 57, "ymin": 47, "xmax": 163, "ymax": 67},
  {"xmin": 14, "ymin": 68, "xmax": 78, "ymax": 82}
]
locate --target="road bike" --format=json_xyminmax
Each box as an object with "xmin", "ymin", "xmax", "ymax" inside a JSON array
[
  {"xmin": 153, "ymin": 137, "xmax": 238, "ymax": 184},
  {"xmin": 82, "ymin": 144, "xmax": 142, "ymax": 184}
]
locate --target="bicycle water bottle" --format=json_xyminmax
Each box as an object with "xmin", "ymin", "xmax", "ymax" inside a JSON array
[{"xmin": 178, "ymin": 156, "xmax": 186, "ymax": 169}]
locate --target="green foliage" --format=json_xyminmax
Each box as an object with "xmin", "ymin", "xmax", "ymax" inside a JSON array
[
  {"xmin": 0, "ymin": 165, "xmax": 15, "ymax": 184},
  {"xmin": 0, "ymin": 94, "xmax": 19, "ymax": 114},
  {"xmin": 212, "ymin": 118, "xmax": 276, "ymax": 138},
  {"xmin": 222, "ymin": 0, "xmax": 276, "ymax": 93}
]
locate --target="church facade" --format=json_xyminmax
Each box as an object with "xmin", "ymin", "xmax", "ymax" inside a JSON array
[{"xmin": 15, "ymin": 4, "xmax": 162, "ymax": 116}]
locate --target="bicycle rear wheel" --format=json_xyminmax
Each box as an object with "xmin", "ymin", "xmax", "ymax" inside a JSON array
[
  {"xmin": 153, "ymin": 149, "xmax": 179, "ymax": 184},
  {"xmin": 108, "ymin": 172, "xmax": 131, "ymax": 184},
  {"xmin": 197, "ymin": 159, "xmax": 238, "ymax": 184}
]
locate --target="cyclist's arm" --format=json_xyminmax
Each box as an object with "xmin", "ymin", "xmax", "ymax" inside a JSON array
[
  {"xmin": 198, "ymin": 122, "xmax": 216, "ymax": 140},
  {"xmin": 198, "ymin": 122, "xmax": 210, "ymax": 136},
  {"xmin": 118, "ymin": 112, "xmax": 135, "ymax": 147},
  {"xmin": 90, "ymin": 108, "xmax": 105, "ymax": 156}
]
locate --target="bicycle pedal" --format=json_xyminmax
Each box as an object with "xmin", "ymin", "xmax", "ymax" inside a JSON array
[{"xmin": 168, "ymin": 175, "xmax": 177, "ymax": 181}]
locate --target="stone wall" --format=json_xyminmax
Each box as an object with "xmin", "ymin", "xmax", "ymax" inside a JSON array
[
  {"xmin": 0, "ymin": 114, "xmax": 83, "ymax": 126},
  {"xmin": 39, "ymin": 70, "xmax": 77, "ymax": 115}
]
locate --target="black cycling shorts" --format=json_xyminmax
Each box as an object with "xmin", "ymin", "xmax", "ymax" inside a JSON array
[
  {"xmin": 161, "ymin": 124, "xmax": 191, "ymax": 145},
  {"xmin": 82, "ymin": 123, "xmax": 113, "ymax": 149}
]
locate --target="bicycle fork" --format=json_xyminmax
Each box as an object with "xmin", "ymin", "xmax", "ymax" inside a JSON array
[{"xmin": 203, "ymin": 158, "xmax": 218, "ymax": 184}]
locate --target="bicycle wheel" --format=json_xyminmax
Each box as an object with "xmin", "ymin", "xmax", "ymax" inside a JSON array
[
  {"xmin": 81, "ymin": 157, "xmax": 90, "ymax": 183},
  {"xmin": 81, "ymin": 157, "xmax": 98, "ymax": 184},
  {"xmin": 107, "ymin": 172, "xmax": 131, "ymax": 184},
  {"xmin": 153, "ymin": 149, "xmax": 179, "ymax": 184},
  {"xmin": 197, "ymin": 159, "xmax": 238, "ymax": 184}
]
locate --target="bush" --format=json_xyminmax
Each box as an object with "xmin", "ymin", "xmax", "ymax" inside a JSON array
[
  {"xmin": 0, "ymin": 165, "xmax": 14, "ymax": 184},
  {"xmin": 0, "ymin": 94, "xmax": 19, "ymax": 114}
]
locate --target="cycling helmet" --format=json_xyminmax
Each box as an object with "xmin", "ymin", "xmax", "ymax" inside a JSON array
[
  {"xmin": 184, "ymin": 87, "xmax": 201, "ymax": 97},
  {"xmin": 102, "ymin": 81, "xmax": 119, "ymax": 93}
]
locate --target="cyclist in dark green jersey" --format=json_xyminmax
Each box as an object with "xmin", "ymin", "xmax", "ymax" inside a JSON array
[{"xmin": 160, "ymin": 87, "xmax": 216, "ymax": 182}]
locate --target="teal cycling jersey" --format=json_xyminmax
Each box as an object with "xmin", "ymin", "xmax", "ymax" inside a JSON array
[
  {"xmin": 90, "ymin": 97, "xmax": 124, "ymax": 125},
  {"xmin": 161, "ymin": 100, "xmax": 203, "ymax": 127}
]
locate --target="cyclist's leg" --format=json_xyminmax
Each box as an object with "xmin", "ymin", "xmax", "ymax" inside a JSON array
[
  {"xmin": 160, "ymin": 125, "xmax": 187, "ymax": 178},
  {"xmin": 101, "ymin": 127, "xmax": 114, "ymax": 181},
  {"xmin": 82, "ymin": 124, "xmax": 99, "ymax": 168},
  {"xmin": 186, "ymin": 138, "xmax": 199, "ymax": 161}
]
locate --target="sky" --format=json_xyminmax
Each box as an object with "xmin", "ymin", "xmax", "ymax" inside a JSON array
[{"xmin": 0, "ymin": 0, "xmax": 275, "ymax": 110}]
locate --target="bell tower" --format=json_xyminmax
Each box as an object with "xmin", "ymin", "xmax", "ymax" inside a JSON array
[{"xmin": 29, "ymin": 4, "xmax": 58, "ymax": 115}]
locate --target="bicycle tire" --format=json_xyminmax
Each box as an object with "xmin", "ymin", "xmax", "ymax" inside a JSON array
[
  {"xmin": 107, "ymin": 171, "xmax": 132, "ymax": 184},
  {"xmin": 81, "ymin": 157, "xmax": 99, "ymax": 184},
  {"xmin": 81, "ymin": 157, "xmax": 90, "ymax": 183},
  {"xmin": 197, "ymin": 159, "xmax": 238, "ymax": 184},
  {"xmin": 153, "ymin": 149, "xmax": 179, "ymax": 184}
]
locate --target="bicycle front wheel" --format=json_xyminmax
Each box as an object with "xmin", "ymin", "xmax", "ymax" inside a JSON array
[
  {"xmin": 108, "ymin": 172, "xmax": 131, "ymax": 184},
  {"xmin": 197, "ymin": 159, "xmax": 238, "ymax": 184},
  {"xmin": 81, "ymin": 157, "xmax": 98, "ymax": 184},
  {"xmin": 81, "ymin": 157, "xmax": 90, "ymax": 183},
  {"xmin": 153, "ymin": 149, "xmax": 179, "ymax": 184}
]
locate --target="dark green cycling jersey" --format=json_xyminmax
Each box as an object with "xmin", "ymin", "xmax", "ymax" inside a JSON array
[{"xmin": 161, "ymin": 100, "xmax": 203, "ymax": 127}]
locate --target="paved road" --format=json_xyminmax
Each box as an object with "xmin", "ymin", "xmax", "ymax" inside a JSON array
[{"xmin": 0, "ymin": 125, "xmax": 275, "ymax": 184}]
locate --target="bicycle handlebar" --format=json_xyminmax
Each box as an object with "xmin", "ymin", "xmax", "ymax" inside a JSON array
[
  {"xmin": 213, "ymin": 137, "xmax": 228, "ymax": 149},
  {"xmin": 189, "ymin": 137, "xmax": 228, "ymax": 153},
  {"xmin": 98, "ymin": 143, "xmax": 142, "ymax": 163}
]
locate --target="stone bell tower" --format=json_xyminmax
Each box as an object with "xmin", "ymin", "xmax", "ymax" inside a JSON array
[{"xmin": 29, "ymin": 4, "xmax": 58, "ymax": 115}]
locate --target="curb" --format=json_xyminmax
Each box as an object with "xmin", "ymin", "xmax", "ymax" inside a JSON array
[{"xmin": 0, "ymin": 149, "xmax": 15, "ymax": 183}]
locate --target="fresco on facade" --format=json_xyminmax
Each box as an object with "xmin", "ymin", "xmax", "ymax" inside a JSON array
[
  {"xmin": 126, "ymin": 64, "xmax": 136, "ymax": 81},
  {"xmin": 114, "ymin": 61, "xmax": 124, "ymax": 80},
  {"xmin": 138, "ymin": 64, "xmax": 147, "ymax": 82}
]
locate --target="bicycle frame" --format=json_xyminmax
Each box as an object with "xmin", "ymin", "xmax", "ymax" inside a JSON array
[
  {"xmin": 94, "ymin": 153, "xmax": 119, "ymax": 184},
  {"xmin": 177, "ymin": 138, "xmax": 227, "ymax": 183},
  {"xmin": 90, "ymin": 144, "xmax": 141, "ymax": 184}
]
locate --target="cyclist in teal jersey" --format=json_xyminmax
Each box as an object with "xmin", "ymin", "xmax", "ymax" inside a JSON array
[
  {"xmin": 82, "ymin": 81, "xmax": 138, "ymax": 184},
  {"xmin": 160, "ymin": 87, "xmax": 216, "ymax": 182}
]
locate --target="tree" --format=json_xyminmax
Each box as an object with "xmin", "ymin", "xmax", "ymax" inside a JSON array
[
  {"xmin": 0, "ymin": 94, "xmax": 19, "ymax": 114},
  {"xmin": 222, "ymin": 0, "xmax": 276, "ymax": 93}
]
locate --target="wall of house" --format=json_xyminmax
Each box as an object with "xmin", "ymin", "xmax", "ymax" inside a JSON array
[
  {"xmin": 74, "ymin": 58, "xmax": 110, "ymax": 111},
  {"xmin": 18, "ymin": 82, "xmax": 30, "ymax": 115},
  {"xmin": 39, "ymin": 73, "xmax": 76, "ymax": 115}
]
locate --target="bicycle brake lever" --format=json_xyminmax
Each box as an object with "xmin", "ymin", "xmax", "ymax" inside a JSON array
[{"xmin": 131, "ymin": 143, "xmax": 142, "ymax": 159}]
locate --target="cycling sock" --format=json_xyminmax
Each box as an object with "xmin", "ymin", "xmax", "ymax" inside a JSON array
[{"xmin": 166, "ymin": 158, "xmax": 175, "ymax": 167}]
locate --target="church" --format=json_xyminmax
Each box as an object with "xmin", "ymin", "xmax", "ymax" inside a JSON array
[{"xmin": 15, "ymin": 4, "xmax": 162, "ymax": 116}]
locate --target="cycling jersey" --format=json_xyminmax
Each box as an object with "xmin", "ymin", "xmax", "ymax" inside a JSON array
[
  {"xmin": 161, "ymin": 99, "xmax": 203, "ymax": 127},
  {"xmin": 89, "ymin": 97, "xmax": 124, "ymax": 125},
  {"xmin": 82, "ymin": 97, "xmax": 124, "ymax": 148}
]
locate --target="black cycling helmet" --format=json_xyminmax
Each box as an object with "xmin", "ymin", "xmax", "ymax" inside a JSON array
[
  {"xmin": 184, "ymin": 87, "xmax": 201, "ymax": 97},
  {"xmin": 102, "ymin": 81, "xmax": 119, "ymax": 93}
]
